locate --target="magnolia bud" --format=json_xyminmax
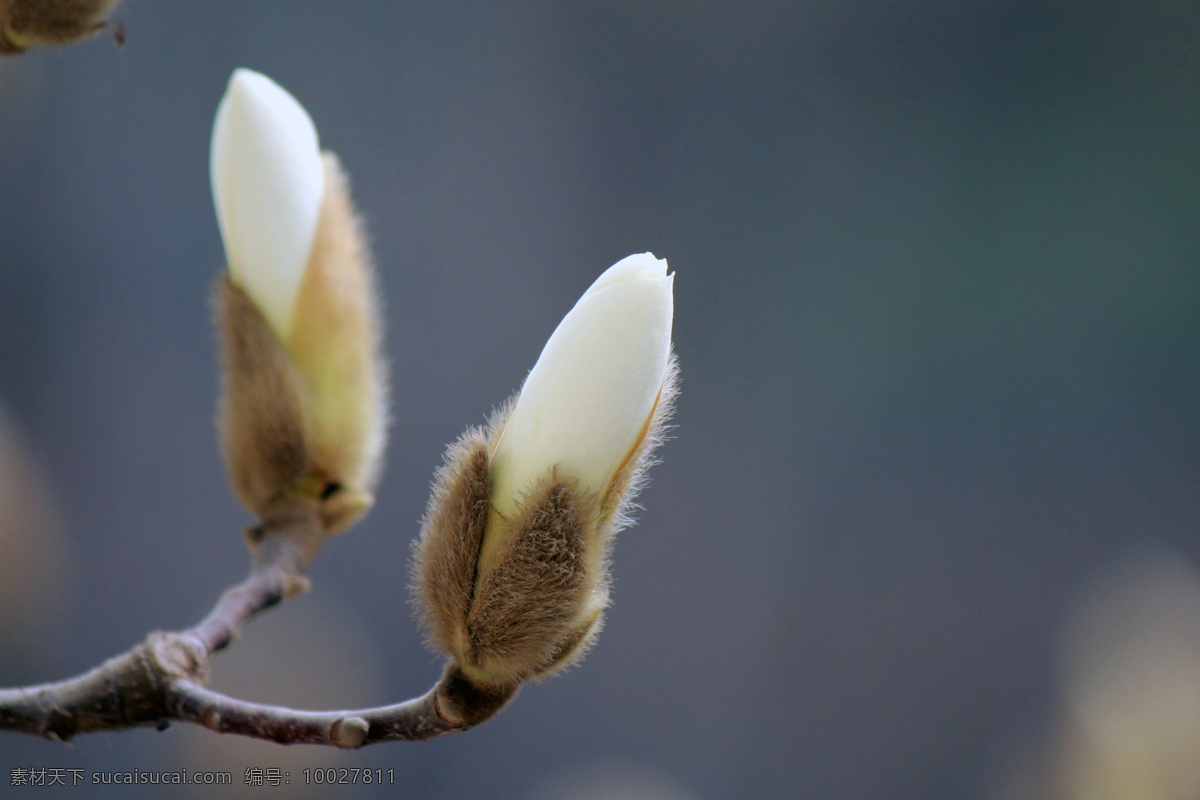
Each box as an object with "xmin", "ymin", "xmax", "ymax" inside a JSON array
[
  {"xmin": 488, "ymin": 252, "xmax": 674, "ymax": 560},
  {"xmin": 1, "ymin": 0, "xmax": 119, "ymax": 54},
  {"xmin": 414, "ymin": 254, "xmax": 678, "ymax": 686},
  {"xmin": 212, "ymin": 69, "xmax": 387, "ymax": 535}
]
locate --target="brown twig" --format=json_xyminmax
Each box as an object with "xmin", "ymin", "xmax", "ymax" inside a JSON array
[
  {"xmin": 0, "ymin": 510, "xmax": 517, "ymax": 746},
  {"xmin": 170, "ymin": 664, "xmax": 516, "ymax": 747}
]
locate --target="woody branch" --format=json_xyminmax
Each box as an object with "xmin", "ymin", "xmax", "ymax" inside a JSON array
[{"xmin": 0, "ymin": 510, "xmax": 516, "ymax": 747}]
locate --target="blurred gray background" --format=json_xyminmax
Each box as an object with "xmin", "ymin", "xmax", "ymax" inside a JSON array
[{"xmin": 1, "ymin": 1, "xmax": 1198, "ymax": 798}]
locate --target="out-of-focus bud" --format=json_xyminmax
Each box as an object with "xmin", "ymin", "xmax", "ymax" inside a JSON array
[
  {"xmin": 0, "ymin": 405, "xmax": 70, "ymax": 667},
  {"xmin": 1, "ymin": 0, "xmax": 119, "ymax": 54},
  {"xmin": 212, "ymin": 68, "xmax": 387, "ymax": 536},
  {"xmin": 413, "ymin": 254, "xmax": 678, "ymax": 686},
  {"xmin": 1056, "ymin": 550, "xmax": 1200, "ymax": 800}
]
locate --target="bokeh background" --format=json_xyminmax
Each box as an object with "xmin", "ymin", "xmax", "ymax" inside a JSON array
[{"xmin": 2, "ymin": 2, "xmax": 1199, "ymax": 798}]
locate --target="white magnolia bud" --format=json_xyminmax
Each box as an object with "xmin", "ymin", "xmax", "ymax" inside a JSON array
[
  {"xmin": 490, "ymin": 253, "xmax": 674, "ymax": 519},
  {"xmin": 414, "ymin": 253, "xmax": 677, "ymax": 684},
  {"xmin": 210, "ymin": 68, "xmax": 325, "ymax": 341},
  {"xmin": 211, "ymin": 68, "xmax": 386, "ymax": 535}
]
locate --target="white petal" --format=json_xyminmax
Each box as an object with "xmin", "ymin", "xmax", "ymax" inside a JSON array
[
  {"xmin": 211, "ymin": 68, "xmax": 325, "ymax": 339},
  {"xmin": 491, "ymin": 255, "xmax": 674, "ymax": 516},
  {"xmin": 581, "ymin": 252, "xmax": 668, "ymax": 297}
]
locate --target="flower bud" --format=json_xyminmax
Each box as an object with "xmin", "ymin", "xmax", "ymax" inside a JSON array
[
  {"xmin": 488, "ymin": 252, "xmax": 674, "ymax": 557},
  {"xmin": 413, "ymin": 254, "xmax": 678, "ymax": 685},
  {"xmin": 212, "ymin": 69, "xmax": 387, "ymax": 535},
  {"xmin": 1, "ymin": 0, "xmax": 119, "ymax": 54}
]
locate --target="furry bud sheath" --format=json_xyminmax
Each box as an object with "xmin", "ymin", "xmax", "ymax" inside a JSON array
[
  {"xmin": 413, "ymin": 255, "xmax": 678, "ymax": 686},
  {"xmin": 1, "ymin": 0, "xmax": 118, "ymax": 53},
  {"xmin": 213, "ymin": 70, "xmax": 387, "ymax": 535}
]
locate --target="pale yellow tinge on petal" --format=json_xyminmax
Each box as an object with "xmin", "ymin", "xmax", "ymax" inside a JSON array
[{"xmin": 286, "ymin": 154, "xmax": 386, "ymax": 496}]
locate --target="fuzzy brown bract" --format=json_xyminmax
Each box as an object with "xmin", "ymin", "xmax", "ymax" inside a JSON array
[
  {"xmin": 463, "ymin": 476, "xmax": 592, "ymax": 682},
  {"xmin": 411, "ymin": 418, "xmax": 603, "ymax": 686},
  {"xmin": 286, "ymin": 154, "xmax": 388, "ymax": 505},
  {"xmin": 411, "ymin": 354, "xmax": 679, "ymax": 686},
  {"xmin": 214, "ymin": 152, "xmax": 386, "ymax": 536},
  {"xmin": 411, "ymin": 429, "xmax": 492, "ymax": 664},
  {"xmin": 597, "ymin": 351, "xmax": 680, "ymax": 535},
  {"xmin": 216, "ymin": 273, "xmax": 311, "ymax": 518},
  {"xmin": 1, "ymin": 0, "xmax": 119, "ymax": 53}
]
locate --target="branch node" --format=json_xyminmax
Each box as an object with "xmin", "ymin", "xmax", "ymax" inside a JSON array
[
  {"xmin": 43, "ymin": 711, "xmax": 72, "ymax": 742},
  {"xmin": 284, "ymin": 573, "xmax": 312, "ymax": 599},
  {"xmin": 331, "ymin": 716, "xmax": 369, "ymax": 749},
  {"xmin": 434, "ymin": 663, "xmax": 518, "ymax": 728},
  {"xmin": 202, "ymin": 708, "xmax": 222, "ymax": 732},
  {"xmin": 146, "ymin": 632, "xmax": 209, "ymax": 684},
  {"xmin": 0, "ymin": 510, "xmax": 516, "ymax": 746},
  {"xmin": 245, "ymin": 524, "xmax": 266, "ymax": 546}
]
